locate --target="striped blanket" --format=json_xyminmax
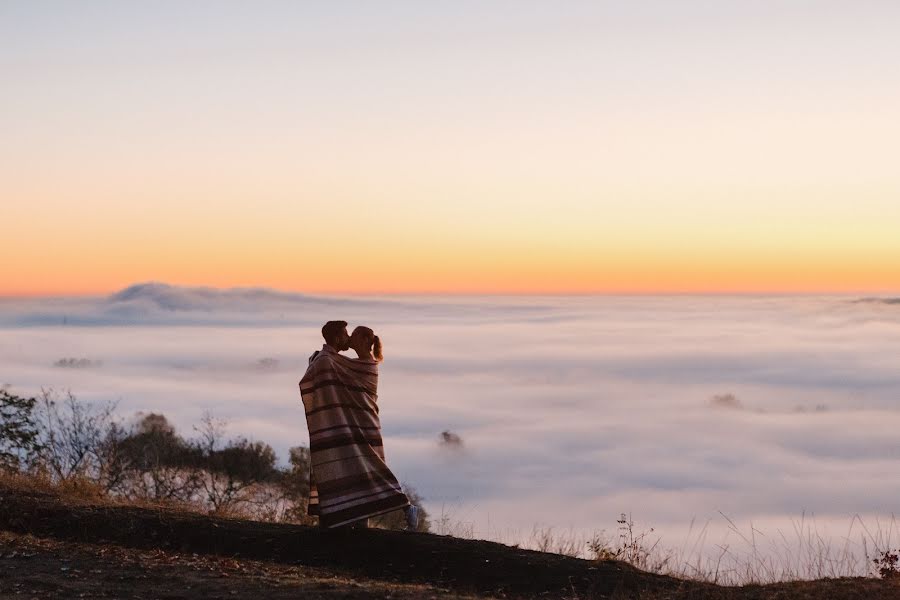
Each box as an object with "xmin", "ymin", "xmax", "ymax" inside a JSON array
[{"xmin": 299, "ymin": 345, "xmax": 410, "ymax": 528}]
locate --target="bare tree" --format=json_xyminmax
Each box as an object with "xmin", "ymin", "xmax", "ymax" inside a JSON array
[
  {"xmin": 113, "ymin": 413, "xmax": 202, "ymax": 502},
  {"xmin": 94, "ymin": 420, "xmax": 131, "ymax": 493},
  {"xmin": 32, "ymin": 388, "xmax": 117, "ymax": 482},
  {"xmin": 0, "ymin": 386, "xmax": 43, "ymax": 471},
  {"xmin": 279, "ymin": 445, "xmax": 314, "ymax": 524}
]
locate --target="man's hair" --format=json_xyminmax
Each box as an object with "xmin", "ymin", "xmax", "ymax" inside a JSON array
[{"xmin": 321, "ymin": 320, "xmax": 348, "ymax": 345}]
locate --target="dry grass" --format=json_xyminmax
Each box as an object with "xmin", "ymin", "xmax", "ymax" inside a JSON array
[
  {"xmin": 430, "ymin": 506, "xmax": 900, "ymax": 586},
  {"xmin": 0, "ymin": 470, "xmax": 202, "ymax": 515}
]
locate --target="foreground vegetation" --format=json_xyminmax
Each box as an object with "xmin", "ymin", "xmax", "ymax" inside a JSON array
[
  {"xmin": 2, "ymin": 384, "xmax": 899, "ymax": 596},
  {"xmin": 2, "ymin": 473, "xmax": 899, "ymax": 599},
  {"xmin": 0, "ymin": 385, "xmax": 429, "ymax": 531}
]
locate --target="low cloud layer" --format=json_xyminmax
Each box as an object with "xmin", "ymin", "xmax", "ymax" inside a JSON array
[
  {"xmin": 2, "ymin": 284, "xmax": 899, "ymax": 562},
  {"xmin": 0, "ymin": 282, "xmax": 557, "ymax": 327}
]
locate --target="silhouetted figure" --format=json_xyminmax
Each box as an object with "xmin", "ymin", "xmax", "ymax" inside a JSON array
[{"xmin": 299, "ymin": 321, "xmax": 416, "ymax": 530}]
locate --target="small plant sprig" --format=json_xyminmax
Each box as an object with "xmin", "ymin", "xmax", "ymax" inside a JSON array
[
  {"xmin": 874, "ymin": 548, "xmax": 899, "ymax": 579},
  {"xmin": 586, "ymin": 513, "xmax": 664, "ymax": 571}
]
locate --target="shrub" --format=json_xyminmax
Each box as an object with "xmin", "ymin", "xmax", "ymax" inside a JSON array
[{"xmin": 875, "ymin": 549, "xmax": 899, "ymax": 580}]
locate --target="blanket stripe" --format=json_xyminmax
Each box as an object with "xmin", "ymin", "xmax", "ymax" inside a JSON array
[{"xmin": 299, "ymin": 345, "xmax": 409, "ymax": 528}]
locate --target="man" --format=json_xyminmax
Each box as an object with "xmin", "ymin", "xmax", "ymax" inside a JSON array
[
  {"xmin": 304, "ymin": 320, "xmax": 352, "ymax": 526},
  {"xmin": 309, "ymin": 320, "xmax": 351, "ymax": 364}
]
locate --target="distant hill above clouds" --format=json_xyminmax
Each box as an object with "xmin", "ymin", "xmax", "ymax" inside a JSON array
[
  {"xmin": 854, "ymin": 297, "xmax": 900, "ymax": 305},
  {"xmin": 0, "ymin": 282, "xmax": 378, "ymax": 327},
  {"xmin": 107, "ymin": 282, "xmax": 362, "ymax": 312},
  {"xmin": 0, "ymin": 282, "xmax": 555, "ymax": 327}
]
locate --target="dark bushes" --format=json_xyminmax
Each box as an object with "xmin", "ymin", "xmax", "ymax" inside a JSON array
[{"xmin": 0, "ymin": 386, "xmax": 428, "ymax": 530}]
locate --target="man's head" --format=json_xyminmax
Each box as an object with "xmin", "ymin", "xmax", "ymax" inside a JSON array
[{"xmin": 321, "ymin": 320, "xmax": 351, "ymax": 351}]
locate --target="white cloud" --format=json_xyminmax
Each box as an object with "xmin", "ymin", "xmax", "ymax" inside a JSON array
[{"xmin": 2, "ymin": 284, "xmax": 899, "ymax": 569}]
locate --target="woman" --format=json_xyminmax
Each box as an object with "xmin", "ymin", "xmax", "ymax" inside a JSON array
[
  {"xmin": 300, "ymin": 325, "xmax": 417, "ymax": 530},
  {"xmin": 347, "ymin": 326, "xmax": 418, "ymax": 530},
  {"xmin": 349, "ymin": 325, "xmax": 383, "ymax": 363}
]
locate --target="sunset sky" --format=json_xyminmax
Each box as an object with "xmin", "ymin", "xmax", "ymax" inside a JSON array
[{"xmin": 3, "ymin": 2, "xmax": 900, "ymax": 295}]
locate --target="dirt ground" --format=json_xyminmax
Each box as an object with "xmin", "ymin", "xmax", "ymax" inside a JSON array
[{"xmin": 0, "ymin": 531, "xmax": 478, "ymax": 600}]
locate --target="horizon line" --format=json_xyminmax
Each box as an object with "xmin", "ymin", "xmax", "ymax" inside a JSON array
[{"xmin": 0, "ymin": 281, "xmax": 898, "ymax": 300}]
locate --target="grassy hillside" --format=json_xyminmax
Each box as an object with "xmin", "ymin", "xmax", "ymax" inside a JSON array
[{"xmin": 0, "ymin": 476, "xmax": 897, "ymax": 599}]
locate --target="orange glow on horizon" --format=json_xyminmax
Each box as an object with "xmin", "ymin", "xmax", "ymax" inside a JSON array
[{"xmin": 4, "ymin": 256, "xmax": 899, "ymax": 298}]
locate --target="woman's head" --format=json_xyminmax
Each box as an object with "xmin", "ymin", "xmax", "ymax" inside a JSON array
[{"xmin": 350, "ymin": 326, "xmax": 383, "ymax": 362}]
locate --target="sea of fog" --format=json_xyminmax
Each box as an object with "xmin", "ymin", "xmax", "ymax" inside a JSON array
[{"xmin": 2, "ymin": 283, "xmax": 899, "ymax": 573}]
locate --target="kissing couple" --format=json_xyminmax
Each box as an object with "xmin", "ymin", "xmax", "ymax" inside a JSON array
[{"xmin": 299, "ymin": 320, "xmax": 417, "ymax": 531}]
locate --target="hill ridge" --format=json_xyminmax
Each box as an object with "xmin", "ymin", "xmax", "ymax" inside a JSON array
[{"xmin": 2, "ymin": 480, "xmax": 897, "ymax": 599}]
